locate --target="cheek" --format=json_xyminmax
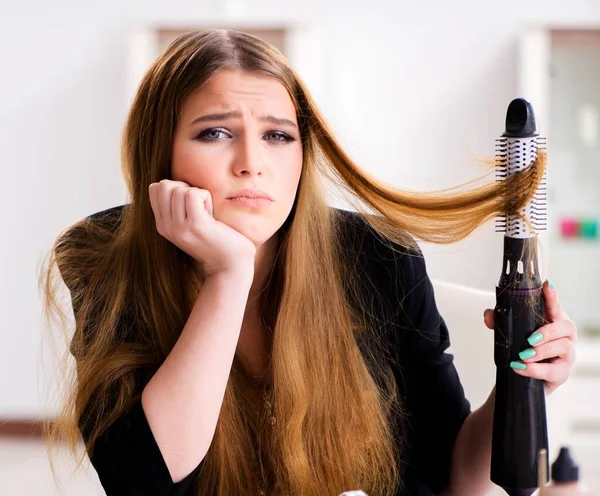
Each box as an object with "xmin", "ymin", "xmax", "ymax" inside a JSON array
[
  {"xmin": 280, "ymin": 149, "xmax": 303, "ymax": 194},
  {"xmin": 291, "ymin": 159, "xmax": 303, "ymax": 197},
  {"xmin": 171, "ymin": 142, "xmax": 218, "ymax": 186}
]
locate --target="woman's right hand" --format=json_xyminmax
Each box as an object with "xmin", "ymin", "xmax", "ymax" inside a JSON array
[{"xmin": 149, "ymin": 180, "xmax": 256, "ymax": 277}]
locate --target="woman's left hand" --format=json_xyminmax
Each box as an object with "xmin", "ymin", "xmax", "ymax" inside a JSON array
[{"xmin": 483, "ymin": 280, "xmax": 577, "ymax": 396}]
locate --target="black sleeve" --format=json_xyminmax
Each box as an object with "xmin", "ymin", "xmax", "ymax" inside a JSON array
[
  {"xmin": 84, "ymin": 399, "xmax": 202, "ymax": 496},
  {"xmin": 55, "ymin": 227, "xmax": 202, "ymax": 495},
  {"xmin": 390, "ymin": 248, "xmax": 472, "ymax": 495}
]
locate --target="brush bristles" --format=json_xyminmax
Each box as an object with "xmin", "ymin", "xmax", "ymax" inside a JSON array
[{"xmin": 495, "ymin": 136, "xmax": 547, "ymax": 235}]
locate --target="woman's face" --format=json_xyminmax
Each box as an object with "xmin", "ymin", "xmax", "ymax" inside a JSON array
[{"xmin": 172, "ymin": 70, "xmax": 303, "ymax": 247}]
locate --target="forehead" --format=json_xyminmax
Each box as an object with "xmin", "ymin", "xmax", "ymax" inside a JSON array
[{"xmin": 182, "ymin": 70, "xmax": 297, "ymax": 118}]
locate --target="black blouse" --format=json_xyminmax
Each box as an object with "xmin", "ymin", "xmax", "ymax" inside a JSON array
[{"xmin": 59, "ymin": 205, "xmax": 471, "ymax": 496}]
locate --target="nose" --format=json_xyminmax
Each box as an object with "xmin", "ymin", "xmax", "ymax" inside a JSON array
[{"xmin": 232, "ymin": 133, "xmax": 264, "ymax": 177}]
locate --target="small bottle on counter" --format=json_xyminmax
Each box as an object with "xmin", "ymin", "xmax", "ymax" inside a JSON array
[{"xmin": 539, "ymin": 446, "xmax": 594, "ymax": 495}]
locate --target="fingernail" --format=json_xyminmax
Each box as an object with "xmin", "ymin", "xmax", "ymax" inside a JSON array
[
  {"xmin": 548, "ymin": 280, "xmax": 556, "ymax": 290},
  {"xmin": 510, "ymin": 361, "xmax": 527, "ymax": 371},
  {"xmin": 484, "ymin": 309, "xmax": 489, "ymax": 318},
  {"xmin": 519, "ymin": 348, "xmax": 537, "ymax": 360},
  {"xmin": 528, "ymin": 331, "xmax": 544, "ymax": 346}
]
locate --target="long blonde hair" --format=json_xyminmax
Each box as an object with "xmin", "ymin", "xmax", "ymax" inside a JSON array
[{"xmin": 39, "ymin": 29, "xmax": 546, "ymax": 495}]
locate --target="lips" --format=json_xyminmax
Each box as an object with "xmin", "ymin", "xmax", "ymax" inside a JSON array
[
  {"xmin": 227, "ymin": 189, "xmax": 273, "ymax": 201},
  {"xmin": 228, "ymin": 197, "xmax": 272, "ymax": 207}
]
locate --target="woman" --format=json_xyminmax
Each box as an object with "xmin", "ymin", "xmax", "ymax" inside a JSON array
[{"xmin": 41, "ymin": 29, "xmax": 577, "ymax": 495}]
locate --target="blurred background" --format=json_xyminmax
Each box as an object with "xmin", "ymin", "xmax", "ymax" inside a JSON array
[{"xmin": 1, "ymin": 0, "xmax": 599, "ymax": 494}]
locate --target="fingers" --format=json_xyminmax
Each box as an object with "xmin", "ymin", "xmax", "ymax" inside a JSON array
[
  {"xmin": 483, "ymin": 280, "xmax": 572, "ymax": 331},
  {"xmin": 186, "ymin": 188, "xmax": 213, "ymax": 225},
  {"xmin": 511, "ymin": 320, "xmax": 578, "ymax": 394},
  {"xmin": 171, "ymin": 186, "xmax": 188, "ymax": 222},
  {"xmin": 156, "ymin": 181, "xmax": 175, "ymax": 220},
  {"xmin": 543, "ymin": 280, "xmax": 565, "ymax": 323},
  {"xmin": 527, "ymin": 319, "xmax": 577, "ymax": 347},
  {"xmin": 518, "ymin": 337, "xmax": 576, "ymax": 366},
  {"xmin": 483, "ymin": 309, "xmax": 494, "ymax": 329},
  {"xmin": 203, "ymin": 190, "xmax": 213, "ymax": 218},
  {"xmin": 148, "ymin": 183, "xmax": 161, "ymax": 222},
  {"xmin": 510, "ymin": 358, "xmax": 571, "ymax": 386},
  {"xmin": 482, "ymin": 283, "xmax": 577, "ymax": 396},
  {"xmin": 149, "ymin": 180, "xmax": 191, "ymax": 222},
  {"xmin": 481, "ymin": 308, "xmax": 575, "ymax": 343}
]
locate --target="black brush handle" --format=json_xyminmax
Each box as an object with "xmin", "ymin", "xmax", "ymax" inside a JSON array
[{"xmin": 491, "ymin": 279, "xmax": 548, "ymax": 493}]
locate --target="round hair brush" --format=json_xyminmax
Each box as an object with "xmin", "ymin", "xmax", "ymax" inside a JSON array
[{"xmin": 492, "ymin": 98, "xmax": 549, "ymax": 496}]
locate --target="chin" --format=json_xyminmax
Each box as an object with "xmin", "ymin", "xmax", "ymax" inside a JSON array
[{"xmin": 222, "ymin": 214, "xmax": 278, "ymax": 247}]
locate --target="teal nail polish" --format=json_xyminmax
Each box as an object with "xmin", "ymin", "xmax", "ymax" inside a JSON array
[
  {"xmin": 548, "ymin": 280, "xmax": 556, "ymax": 290},
  {"xmin": 510, "ymin": 361, "xmax": 527, "ymax": 371},
  {"xmin": 519, "ymin": 348, "xmax": 536, "ymax": 360},
  {"xmin": 528, "ymin": 331, "xmax": 543, "ymax": 346}
]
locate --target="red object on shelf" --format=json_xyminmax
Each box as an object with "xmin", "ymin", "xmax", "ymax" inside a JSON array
[{"xmin": 560, "ymin": 218, "xmax": 579, "ymax": 238}]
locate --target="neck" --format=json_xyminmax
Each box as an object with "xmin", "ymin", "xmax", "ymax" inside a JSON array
[
  {"xmin": 247, "ymin": 232, "xmax": 279, "ymax": 310},
  {"xmin": 236, "ymin": 233, "xmax": 279, "ymax": 384}
]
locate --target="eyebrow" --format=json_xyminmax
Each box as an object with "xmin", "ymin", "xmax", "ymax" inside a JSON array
[{"xmin": 189, "ymin": 110, "xmax": 298, "ymax": 129}]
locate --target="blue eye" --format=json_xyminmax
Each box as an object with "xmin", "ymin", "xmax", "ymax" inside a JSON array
[
  {"xmin": 266, "ymin": 131, "xmax": 295, "ymax": 143},
  {"xmin": 196, "ymin": 128, "xmax": 231, "ymax": 141}
]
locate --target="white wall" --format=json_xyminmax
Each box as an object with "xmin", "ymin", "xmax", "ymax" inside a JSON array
[
  {"xmin": 547, "ymin": 38, "xmax": 600, "ymax": 336},
  {"xmin": 2, "ymin": 0, "xmax": 600, "ymax": 418}
]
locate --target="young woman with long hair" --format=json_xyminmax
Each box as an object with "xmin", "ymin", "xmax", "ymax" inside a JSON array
[{"xmin": 40, "ymin": 29, "xmax": 577, "ymax": 496}]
